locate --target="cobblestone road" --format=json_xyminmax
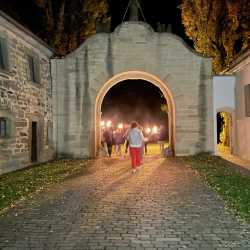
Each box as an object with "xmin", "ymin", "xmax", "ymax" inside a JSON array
[{"xmin": 0, "ymin": 156, "xmax": 250, "ymax": 250}]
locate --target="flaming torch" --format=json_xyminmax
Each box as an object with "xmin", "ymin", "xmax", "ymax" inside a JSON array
[
  {"xmin": 106, "ymin": 120, "xmax": 112, "ymax": 128},
  {"xmin": 118, "ymin": 123, "xmax": 123, "ymax": 129},
  {"xmin": 152, "ymin": 126, "xmax": 158, "ymax": 134}
]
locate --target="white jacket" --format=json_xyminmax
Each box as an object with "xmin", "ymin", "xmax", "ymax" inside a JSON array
[{"xmin": 127, "ymin": 127, "xmax": 144, "ymax": 148}]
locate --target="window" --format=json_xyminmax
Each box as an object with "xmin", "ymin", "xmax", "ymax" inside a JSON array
[
  {"xmin": 245, "ymin": 84, "xmax": 250, "ymax": 117},
  {"xmin": 0, "ymin": 118, "xmax": 10, "ymax": 137},
  {"xmin": 28, "ymin": 54, "xmax": 40, "ymax": 84},
  {"xmin": 0, "ymin": 37, "xmax": 9, "ymax": 71}
]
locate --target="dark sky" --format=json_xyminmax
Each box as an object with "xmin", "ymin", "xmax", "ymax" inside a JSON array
[
  {"xmin": 0, "ymin": 0, "xmax": 185, "ymax": 39},
  {"xmin": 102, "ymin": 80, "xmax": 168, "ymax": 127},
  {"xmin": 0, "ymin": 0, "xmax": 43, "ymax": 33},
  {"xmin": 108, "ymin": 0, "xmax": 183, "ymax": 34}
]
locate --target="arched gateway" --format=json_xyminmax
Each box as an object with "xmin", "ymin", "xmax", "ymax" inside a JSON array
[
  {"xmin": 95, "ymin": 71, "xmax": 176, "ymax": 156},
  {"xmin": 51, "ymin": 21, "xmax": 214, "ymax": 158}
]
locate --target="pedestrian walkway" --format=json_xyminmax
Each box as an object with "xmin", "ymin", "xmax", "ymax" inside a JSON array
[{"xmin": 0, "ymin": 156, "xmax": 250, "ymax": 249}]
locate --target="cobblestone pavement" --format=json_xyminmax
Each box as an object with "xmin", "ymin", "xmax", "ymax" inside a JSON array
[{"xmin": 0, "ymin": 156, "xmax": 250, "ymax": 250}]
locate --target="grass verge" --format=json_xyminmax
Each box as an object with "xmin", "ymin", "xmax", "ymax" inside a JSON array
[
  {"xmin": 181, "ymin": 153, "xmax": 250, "ymax": 224},
  {"xmin": 0, "ymin": 159, "xmax": 88, "ymax": 212}
]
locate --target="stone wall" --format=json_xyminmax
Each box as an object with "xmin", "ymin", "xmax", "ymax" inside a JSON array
[
  {"xmin": 0, "ymin": 12, "xmax": 54, "ymax": 174},
  {"xmin": 52, "ymin": 21, "xmax": 214, "ymax": 157}
]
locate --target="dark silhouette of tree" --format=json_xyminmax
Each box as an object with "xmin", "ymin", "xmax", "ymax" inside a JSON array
[
  {"xmin": 35, "ymin": 0, "xmax": 110, "ymax": 55},
  {"xmin": 180, "ymin": 0, "xmax": 250, "ymax": 73}
]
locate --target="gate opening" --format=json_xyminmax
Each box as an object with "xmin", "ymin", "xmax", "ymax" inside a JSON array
[
  {"xmin": 217, "ymin": 111, "xmax": 232, "ymax": 155},
  {"xmin": 92, "ymin": 71, "xmax": 176, "ymax": 156},
  {"xmin": 100, "ymin": 79, "xmax": 169, "ymax": 156}
]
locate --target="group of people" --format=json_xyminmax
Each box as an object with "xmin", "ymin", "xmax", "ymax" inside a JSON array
[
  {"xmin": 101, "ymin": 121, "xmax": 147, "ymax": 173},
  {"xmin": 102, "ymin": 127, "xmax": 125, "ymax": 157}
]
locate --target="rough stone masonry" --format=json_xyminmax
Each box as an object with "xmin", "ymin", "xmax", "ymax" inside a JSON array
[{"xmin": 0, "ymin": 12, "xmax": 54, "ymax": 174}]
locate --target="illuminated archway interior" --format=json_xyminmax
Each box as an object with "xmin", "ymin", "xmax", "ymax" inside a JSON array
[
  {"xmin": 100, "ymin": 79, "xmax": 169, "ymax": 155},
  {"xmin": 94, "ymin": 71, "xmax": 176, "ymax": 157}
]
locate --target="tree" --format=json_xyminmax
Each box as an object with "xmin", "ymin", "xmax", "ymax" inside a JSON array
[
  {"xmin": 80, "ymin": 0, "xmax": 110, "ymax": 41},
  {"xmin": 180, "ymin": 0, "xmax": 250, "ymax": 73},
  {"xmin": 35, "ymin": 0, "xmax": 110, "ymax": 55},
  {"xmin": 160, "ymin": 104, "xmax": 168, "ymax": 114}
]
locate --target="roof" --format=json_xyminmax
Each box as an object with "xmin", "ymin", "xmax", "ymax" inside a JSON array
[{"xmin": 222, "ymin": 47, "xmax": 250, "ymax": 74}]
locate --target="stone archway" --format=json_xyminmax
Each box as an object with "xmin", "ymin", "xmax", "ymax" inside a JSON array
[
  {"xmin": 52, "ymin": 21, "xmax": 214, "ymax": 159},
  {"xmin": 94, "ymin": 71, "xmax": 176, "ymax": 157}
]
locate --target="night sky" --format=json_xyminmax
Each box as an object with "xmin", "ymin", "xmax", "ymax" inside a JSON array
[
  {"xmin": 108, "ymin": 0, "xmax": 184, "ymax": 35},
  {"xmin": 0, "ymin": 0, "xmax": 43, "ymax": 34},
  {"xmin": 0, "ymin": 0, "xmax": 185, "ymax": 40}
]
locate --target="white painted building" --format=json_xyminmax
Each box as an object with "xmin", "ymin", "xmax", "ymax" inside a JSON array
[
  {"xmin": 213, "ymin": 48, "xmax": 250, "ymax": 161},
  {"xmin": 213, "ymin": 76, "xmax": 235, "ymax": 154}
]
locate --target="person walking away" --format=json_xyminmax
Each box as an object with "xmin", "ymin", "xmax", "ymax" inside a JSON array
[
  {"xmin": 113, "ymin": 128, "xmax": 124, "ymax": 156},
  {"xmin": 123, "ymin": 125, "xmax": 130, "ymax": 156},
  {"xmin": 142, "ymin": 127, "xmax": 149, "ymax": 154},
  {"xmin": 103, "ymin": 127, "xmax": 113, "ymax": 157},
  {"xmin": 158, "ymin": 125, "xmax": 165, "ymax": 154},
  {"xmin": 127, "ymin": 121, "xmax": 144, "ymax": 173},
  {"xmin": 101, "ymin": 128, "xmax": 108, "ymax": 156}
]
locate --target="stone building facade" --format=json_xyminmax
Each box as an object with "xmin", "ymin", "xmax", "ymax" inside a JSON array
[
  {"xmin": 52, "ymin": 22, "xmax": 214, "ymax": 158},
  {"xmin": 0, "ymin": 11, "xmax": 54, "ymax": 174}
]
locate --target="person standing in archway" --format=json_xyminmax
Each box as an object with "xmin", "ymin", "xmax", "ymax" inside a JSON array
[
  {"xmin": 114, "ymin": 127, "xmax": 125, "ymax": 156},
  {"xmin": 127, "ymin": 121, "xmax": 144, "ymax": 173},
  {"xmin": 103, "ymin": 127, "xmax": 113, "ymax": 157},
  {"xmin": 142, "ymin": 128, "xmax": 149, "ymax": 155}
]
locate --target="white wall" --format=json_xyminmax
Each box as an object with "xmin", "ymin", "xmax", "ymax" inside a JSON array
[
  {"xmin": 234, "ymin": 62, "xmax": 250, "ymax": 160},
  {"xmin": 213, "ymin": 76, "xmax": 235, "ymax": 154}
]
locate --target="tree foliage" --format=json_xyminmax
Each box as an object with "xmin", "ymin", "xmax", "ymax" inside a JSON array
[
  {"xmin": 160, "ymin": 104, "xmax": 168, "ymax": 114},
  {"xmin": 180, "ymin": 0, "xmax": 250, "ymax": 73},
  {"xmin": 35, "ymin": 0, "xmax": 110, "ymax": 55}
]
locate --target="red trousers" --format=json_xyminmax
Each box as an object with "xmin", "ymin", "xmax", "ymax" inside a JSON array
[{"xmin": 129, "ymin": 147, "xmax": 141, "ymax": 169}]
